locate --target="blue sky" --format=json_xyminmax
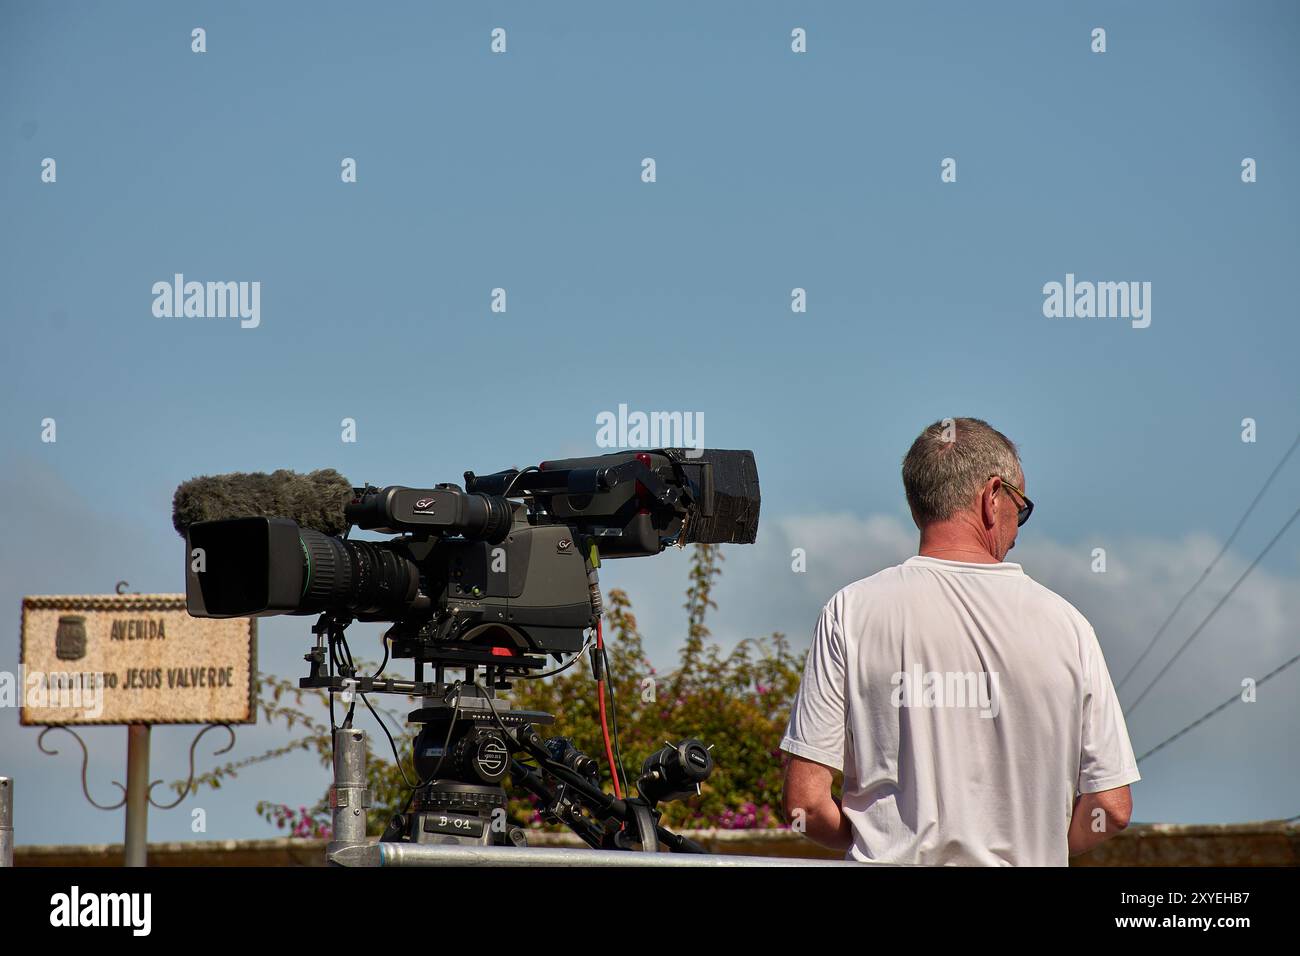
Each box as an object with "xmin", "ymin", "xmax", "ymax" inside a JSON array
[{"xmin": 2, "ymin": 0, "xmax": 1298, "ymax": 845}]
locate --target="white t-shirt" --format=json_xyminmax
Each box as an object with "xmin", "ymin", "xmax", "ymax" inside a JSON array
[{"xmin": 781, "ymin": 555, "xmax": 1140, "ymax": 866}]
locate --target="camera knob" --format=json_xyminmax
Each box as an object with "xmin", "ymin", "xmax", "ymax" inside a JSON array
[{"xmin": 456, "ymin": 728, "xmax": 510, "ymax": 784}]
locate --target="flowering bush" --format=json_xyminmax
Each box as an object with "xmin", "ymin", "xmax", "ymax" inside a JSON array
[{"xmin": 257, "ymin": 801, "xmax": 331, "ymax": 839}]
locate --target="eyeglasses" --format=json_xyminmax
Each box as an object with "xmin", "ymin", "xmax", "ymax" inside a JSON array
[{"xmin": 995, "ymin": 477, "xmax": 1034, "ymax": 527}]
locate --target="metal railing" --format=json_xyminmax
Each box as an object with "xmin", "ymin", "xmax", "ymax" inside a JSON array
[{"xmin": 330, "ymin": 840, "xmax": 860, "ymax": 867}]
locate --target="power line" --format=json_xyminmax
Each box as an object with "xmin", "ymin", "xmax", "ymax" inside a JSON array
[
  {"xmin": 1116, "ymin": 429, "xmax": 1300, "ymax": 692},
  {"xmin": 1136, "ymin": 649, "xmax": 1300, "ymax": 763},
  {"xmin": 1126, "ymin": 503, "xmax": 1300, "ymax": 715}
]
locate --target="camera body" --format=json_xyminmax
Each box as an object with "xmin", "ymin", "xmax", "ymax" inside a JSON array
[{"xmin": 184, "ymin": 448, "xmax": 759, "ymax": 669}]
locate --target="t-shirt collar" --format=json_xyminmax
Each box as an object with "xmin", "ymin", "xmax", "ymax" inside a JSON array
[{"xmin": 905, "ymin": 554, "xmax": 1024, "ymax": 575}]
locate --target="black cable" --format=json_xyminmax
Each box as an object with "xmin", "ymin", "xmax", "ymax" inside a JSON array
[
  {"xmin": 518, "ymin": 639, "xmax": 592, "ymax": 680},
  {"xmin": 338, "ymin": 628, "xmax": 437, "ymax": 795},
  {"xmin": 339, "ymin": 631, "xmax": 356, "ymax": 672},
  {"xmin": 502, "ymin": 465, "xmax": 539, "ymax": 498},
  {"xmin": 600, "ymin": 644, "xmax": 630, "ymax": 796},
  {"xmin": 1127, "ymin": 503, "xmax": 1300, "ymax": 715},
  {"xmin": 1136, "ymin": 649, "xmax": 1300, "ymax": 763},
  {"xmin": 476, "ymin": 680, "xmax": 511, "ymax": 738},
  {"xmin": 327, "ymin": 629, "xmax": 337, "ymax": 733},
  {"xmin": 1117, "ymin": 429, "xmax": 1300, "ymax": 692},
  {"xmin": 335, "ymin": 630, "xmax": 358, "ymax": 728},
  {"xmin": 359, "ymin": 691, "xmax": 417, "ymax": 789}
]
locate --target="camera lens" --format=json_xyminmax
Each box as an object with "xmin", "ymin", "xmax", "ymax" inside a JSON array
[{"xmin": 299, "ymin": 528, "xmax": 419, "ymax": 617}]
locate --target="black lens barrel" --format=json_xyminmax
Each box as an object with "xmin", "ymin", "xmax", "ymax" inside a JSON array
[
  {"xmin": 460, "ymin": 492, "xmax": 513, "ymax": 544},
  {"xmin": 299, "ymin": 528, "xmax": 419, "ymax": 617}
]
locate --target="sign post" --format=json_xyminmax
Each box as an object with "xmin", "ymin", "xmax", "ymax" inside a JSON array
[
  {"xmin": 0, "ymin": 777, "xmax": 12, "ymax": 867},
  {"xmin": 20, "ymin": 594, "xmax": 256, "ymax": 866},
  {"xmin": 124, "ymin": 725, "xmax": 151, "ymax": 867}
]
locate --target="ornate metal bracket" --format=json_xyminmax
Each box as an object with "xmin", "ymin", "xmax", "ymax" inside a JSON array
[
  {"xmin": 147, "ymin": 724, "xmax": 236, "ymax": 809},
  {"xmin": 37, "ymin": 723, "xmax": 237, "ymax": 811},
  {"xmin": 37, "ymin": 726, "xmax": 127, "ymax": 810}
]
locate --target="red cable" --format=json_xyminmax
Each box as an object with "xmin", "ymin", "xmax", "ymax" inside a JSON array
[{"xmin": 594, "ymin": 619, "xmax": 623, "ymax": 799}]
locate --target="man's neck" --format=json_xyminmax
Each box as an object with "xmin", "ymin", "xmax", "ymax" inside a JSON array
[
  {"xmin": 918, "ymin": 547, "xmax": 999, "ymax": 564},
  {"xmin": 917, "ymin": 520, "xmax": 1000, "ymax": 564}
]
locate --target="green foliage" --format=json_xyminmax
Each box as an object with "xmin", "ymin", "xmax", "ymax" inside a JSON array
[{"xmin": 178, "ymin": 545, "xmax": 803, "ymax": 836}]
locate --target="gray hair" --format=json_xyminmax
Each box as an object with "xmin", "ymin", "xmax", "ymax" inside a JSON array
[{"xmin": 902, "ymin": 418, "xmax": 1022, "ymax": 524}]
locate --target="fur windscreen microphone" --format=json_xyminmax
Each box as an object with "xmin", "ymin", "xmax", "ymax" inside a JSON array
[{"xmin": 171, "ymin": 469, "xmax": 354, "ymax": 537}]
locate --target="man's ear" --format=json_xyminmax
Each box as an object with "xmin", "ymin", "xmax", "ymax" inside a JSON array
[{"xmin": 980, "ymin": 478, "xmax": 999, "ymax": 528}]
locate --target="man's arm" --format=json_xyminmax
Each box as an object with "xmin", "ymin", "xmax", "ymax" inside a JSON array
[
  {"xmin": 1071, "ymin": 623, "xmax": 1139, "ymax": 858},
  {"xmin": 783, "ymin": 755, "xmax": 853, "ymax": 852},
  {"xmin": 1067, "ymin": 785, "xmax": 1132, "ymax": 857}
]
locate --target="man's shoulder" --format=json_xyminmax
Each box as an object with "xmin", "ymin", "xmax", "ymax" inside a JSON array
[
  {"xmin": 842, "ymin": 561, "xmax": 912, "ymax": 592},
  {"xmin": 826, "ymin": 562, "xmax": 916, "ymax": 611},
  {"xmin": 1018, "ymin": 572, "xmax": 1095, "ymax": 633}
]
